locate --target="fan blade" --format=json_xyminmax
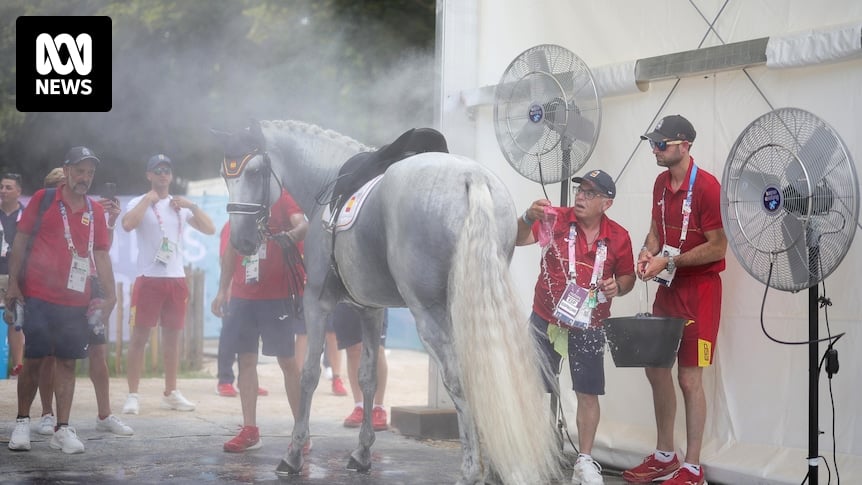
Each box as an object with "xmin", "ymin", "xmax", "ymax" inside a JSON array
[
  {"xmin": 504, "ymin": 117, "xmax": 547, "ymax": 157},
  {"xmin": 561, "ymin": 103, "xmax": 597, "ymax": 144},
  {"xmin": 786, "ymin": 125, "xmax": 837, "ymax": 194}
]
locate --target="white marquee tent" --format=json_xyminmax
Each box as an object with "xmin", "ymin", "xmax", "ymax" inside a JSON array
[{"xmin": 435, "ymin": 1, "xmax": 862, "ymax": 483}]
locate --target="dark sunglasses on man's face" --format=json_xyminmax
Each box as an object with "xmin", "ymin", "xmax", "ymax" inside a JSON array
[
  {"xmin": 152, "ymin": 167, "xmax": 172, "ymax": 175},
  {"xmin": 649, "ymin": 139, "xmax": 686, "ymax": 152}
]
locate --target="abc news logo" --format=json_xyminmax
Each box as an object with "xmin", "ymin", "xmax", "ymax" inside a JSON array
[{"xmin": 17, "ymin": 16, "xmax": 112, "ymax": 112}]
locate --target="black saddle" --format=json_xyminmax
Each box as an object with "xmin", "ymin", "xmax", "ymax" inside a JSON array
[{"xmin": 329, "ymin": 128, "xmax": 448, "ymax": 213}]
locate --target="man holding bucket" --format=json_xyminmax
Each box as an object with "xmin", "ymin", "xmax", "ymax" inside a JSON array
[
  {"xmin": 628, "ymin": 115, "xmax": 727, "ymax": 485},
  {"xmin": 517, "ymin": 169, "xmax": 635, "ymax": 485}
]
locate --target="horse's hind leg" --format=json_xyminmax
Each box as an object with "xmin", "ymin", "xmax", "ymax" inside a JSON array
[
  {"xmin": 346, "ymin": 307, "xmax": 385, "ymax": 472},
  {"xmin": 412, "ymin": 309, "xmax": 491, "ymax": 485}
]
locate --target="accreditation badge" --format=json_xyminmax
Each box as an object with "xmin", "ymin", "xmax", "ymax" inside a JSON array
[
  {"xmin": 552, "ymin": 283, "xmax": 591, "ymax": 329},
  {"xmin": 652, "ymin": 244, "xmax": 680, "ymax": 287},
  {"xmin": 67, "ymin": 254, "xmax": 90, "ymax": 293},
  {"xmin": 154, "ymin": 237, "xmax": 177, "ymax": 265}
]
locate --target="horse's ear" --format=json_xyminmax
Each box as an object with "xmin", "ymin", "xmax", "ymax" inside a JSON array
[{"xmin": 249, "ymin": 119, "xmax": 266, "ymax": 150}]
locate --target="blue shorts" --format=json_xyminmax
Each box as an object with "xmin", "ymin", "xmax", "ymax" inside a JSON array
[
  {"xmin": 331, "ymin": 305, "xmax": 388, "ymax": 350},
  {"xmin": 530, "ymin": 312, "xmax": 605, "ymax": 396},
  {"xmin": 222, "ymin": 298, "xmax": 299, "ymax": 357},
  {"xmin": 22, "ymin": 297, "xmax": 89, "ymax": 360}
]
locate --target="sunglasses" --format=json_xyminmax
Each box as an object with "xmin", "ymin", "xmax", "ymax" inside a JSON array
[
  {"xmin": 2, "ymin": 173, "xmax": 22, "ymax": 181},
  {"xmin": 152, "ymin": 167, "xmax": 172, "ymax": 175},
  {"xmin": 649, "ymin": 139, "xmax": 686, "ymax": 151}
]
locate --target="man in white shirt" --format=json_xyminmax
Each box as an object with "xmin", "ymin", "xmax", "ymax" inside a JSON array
[{"xmin": 121, "ymin": 154, "xmax": 215, "ymax": 414}]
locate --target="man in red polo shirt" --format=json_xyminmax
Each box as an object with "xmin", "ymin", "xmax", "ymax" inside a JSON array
[
  {"xmin": 5, "ymin": 146, "xmax": 116, "ymax": 454},
  {"xmin": 516, "ymin": 169, "xmax": 635, "ymax": 485},
  {"xmin": 626, "ymin": 115, "xmax": 727, "ymax": 485},
  {"xmin": 210, "ymin": 190, "xmax": 308, "ymax": 453}
]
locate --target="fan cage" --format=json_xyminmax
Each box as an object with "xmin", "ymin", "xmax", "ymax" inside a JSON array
[
  {"xmin": 721, "ymin": 108, "xmax": 859, "ymax": 292},
  {"xmin": 493, "ymin": 44, "xmax": 601, "ymax": 184}
]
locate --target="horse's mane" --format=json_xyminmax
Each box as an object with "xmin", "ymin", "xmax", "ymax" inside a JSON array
[{"xmin": 261, "ymin": 120, "xmax": 374, "ymax": 153}]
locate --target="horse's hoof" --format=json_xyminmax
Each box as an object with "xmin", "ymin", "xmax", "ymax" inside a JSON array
[
  {"xmin": 275, "ymin": 457, "xmax": 302, "ymax": 476},
  {"xmin": 346, "ymin": 453, "xmax": 372, "ymax": 472}
]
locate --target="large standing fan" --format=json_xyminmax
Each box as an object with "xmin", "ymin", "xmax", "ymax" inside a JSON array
[
  {"xmin": 721, "ymin": 107, "xmax": 858, "ymax": 485},
  {"xmin": 494, "ymin": 44, "xmax": 600, "ymax": 204}
]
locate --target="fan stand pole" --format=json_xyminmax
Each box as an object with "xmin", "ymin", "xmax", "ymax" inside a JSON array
[
  {"xmin": 808, "ymin": 284, "xmax": 819, "ymax": 485},
  {"xmin": 560, "ymin": 139, "xmax": 572, "ymax": 206}
]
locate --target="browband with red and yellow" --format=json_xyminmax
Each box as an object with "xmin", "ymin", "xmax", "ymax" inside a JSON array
[{"xmin": 223, "ymin": 149, "xmax": 259, "ymax": 179}]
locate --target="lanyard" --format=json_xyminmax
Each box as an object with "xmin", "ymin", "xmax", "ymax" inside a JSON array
[
  {"xmin": 58, "ymin": 198, "xmax": 94, "ymax": 258},
  {"xmin": 566, "ymin": 222, "xmax": 607, "ymax": 285},
  {"xmin": 661, "ymin": 164, "xmax": 698, "ymax": 248},
  {"xmin": 151, "ymin": 198, "xmax": 183, "ymax": 240}
]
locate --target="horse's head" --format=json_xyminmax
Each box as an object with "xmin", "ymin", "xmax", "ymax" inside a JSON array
[{"xmin": 214, "ymin": 121, "xmax": 281, "ymax": 255}]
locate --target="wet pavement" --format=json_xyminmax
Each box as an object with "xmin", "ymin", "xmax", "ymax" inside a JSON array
[{"xmin": 2, "ymin": 416, "xmax": 631, "ymax": 484}]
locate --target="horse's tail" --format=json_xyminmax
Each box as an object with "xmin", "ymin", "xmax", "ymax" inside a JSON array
[{"xmin": 449, "ymin": 177, "xmax": 562, "ymax": 484}]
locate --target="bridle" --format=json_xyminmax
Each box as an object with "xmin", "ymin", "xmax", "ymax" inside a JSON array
[{"xmin": 223, "ymin": 148, "xmax": 283, "ymax": 234}]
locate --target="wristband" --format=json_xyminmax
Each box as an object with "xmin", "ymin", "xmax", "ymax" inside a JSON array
[
  {"xmin": 522, "ymin": 211, "xmax": 535, "ymax": 226},
  {"xmin": 639, "ymin": 245, "xmax": 648, "ymax": 253}
]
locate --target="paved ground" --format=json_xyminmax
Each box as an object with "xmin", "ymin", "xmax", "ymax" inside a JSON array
[{"xmin": 0, "ymin": 347, "xmax": 629, "ymax": 484}]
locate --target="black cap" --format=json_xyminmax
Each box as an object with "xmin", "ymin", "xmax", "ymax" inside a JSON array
[
  {"xmin": 640, "ymin": 115, "xmax": 696, "ymax": 143},
  {"xmin": 146, "ymin": 154, "xmax": 172, "ymax": 172},
  {"xmin": 572, "ymin": 169, "xmax": 616, "ymax": 199},
  {"xmin": 64, "ymin": 146, "xmax": 100, "ymax": 165}
]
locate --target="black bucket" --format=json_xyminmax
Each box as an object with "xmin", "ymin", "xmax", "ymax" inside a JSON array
[{"xmin": 603, "ymin": 315, "xmax": 686, "ymax": 368}]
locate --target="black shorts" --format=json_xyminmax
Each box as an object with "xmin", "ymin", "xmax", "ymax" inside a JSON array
[
  {"xmin": 330, "ymin": 305, "xmax": 388, "ymax": 350},
  {"xmin": 22, "ymin": 297, "xmax": 89, "ymax": 360},
  {"xmin": 530, "ymin": 312, "xmax": 605, "ymax": 396},
  {"xmin": 222, "ymin": 298, "xmax": 299, "ymax": 357}
]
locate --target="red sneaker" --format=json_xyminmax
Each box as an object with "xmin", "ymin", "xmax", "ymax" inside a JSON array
[
  {"xmin": 257, "ymin": 387, "xmax": 268, "ymax": 396},
  {"xmin": 223, "ymin": 425, "xmax": 262, "ymax": 453},
  {"xmin": 622, "ymin": 454, "xmax": 681, "ymax": 483},
  {"xmin": 10, "ymin": 364, "xmax": 23, "ymax": 377},
  {"xmin": 343, "ymin": 406, "xmax": 363, "ymax": 428},
  {"xmin": 371, "ymin": 407, "xmax": 388, "ymax": 431},
  {"xmin": 331, "ymin": 376, "xmax": 348, "ymax": 396},
  {"xmin": 661, "ymin": 466, "xmax": 705, "ymax": 485},
  {"xmin": 217, "ymin": 383, "xmax": 238, "ymax": 397}
]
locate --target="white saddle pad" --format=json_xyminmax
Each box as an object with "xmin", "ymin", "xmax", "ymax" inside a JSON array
[{"xmin": 321, "ymin": 174, "xmax": 384, "ymax": 233}]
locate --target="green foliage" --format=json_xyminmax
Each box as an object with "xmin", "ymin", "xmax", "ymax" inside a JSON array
[{"xmin": 0, "ymin": 0, "xmax": 435, "ymax": 195}]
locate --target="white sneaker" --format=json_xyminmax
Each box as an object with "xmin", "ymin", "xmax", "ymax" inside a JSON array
[
  {"xmin": 96, "ymin": 414, "xmax": 134, "ymax": 436},
  {"xmin": 8, "ymin": 417, "xmax": 31, "ymax": 451},
  {"xmin": 37, "ymin": 414, "xmax": 56, "ymax": 435},
  {"xmin": 572, "ymin": 454, "xmax": 604, "ymax": 485},
  {"xmin": 49, "ymin": 426, "xmax": 85, "ymax": 454},
  {"xmin": 161, "ymin": 390, "xmax": 195, "ymax": 411},
  {"xmin": 122, "ymin": 393, "xmax": 140, "ymax": 415}
]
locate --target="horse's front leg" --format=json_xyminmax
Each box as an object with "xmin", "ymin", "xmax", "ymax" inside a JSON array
[{"xmin": 276, "ymin": 310, "xmax": 326, "ymax": 475}]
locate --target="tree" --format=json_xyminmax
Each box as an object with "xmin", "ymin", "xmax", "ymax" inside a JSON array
[{"xmin": 0, "ymin": 0, "xmax": 436, "ymax": 195}]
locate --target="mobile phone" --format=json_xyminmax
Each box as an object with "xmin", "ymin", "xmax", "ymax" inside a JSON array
[{"xmin": 103, "ymin": 182, "xmax": 117, "ymax": 200}]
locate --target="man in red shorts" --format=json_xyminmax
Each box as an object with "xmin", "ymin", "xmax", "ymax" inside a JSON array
[
  {"xmin": 626, "ymin": 115, "xmax": 727, "ymax": 485},
  {"xmin": 210, "ymin": 189, "xmax": 308, "ymax": 452},
  {"xmin": 121, "ymin": 154, "xmax": 214, "ymax": 414},
  {"xmin": 6, "ymin": 146, "xmax": 117, "ymax": 453}
]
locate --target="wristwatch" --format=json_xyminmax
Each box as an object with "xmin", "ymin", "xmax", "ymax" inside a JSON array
[{"xmin": 666, "ymin": 255, "xmax": 676, "ymax": 273}]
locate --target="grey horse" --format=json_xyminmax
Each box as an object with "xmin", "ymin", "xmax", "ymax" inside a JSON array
[{"xmin": 215, "ymin": 120, "xmax": 561, "ymax": 485}]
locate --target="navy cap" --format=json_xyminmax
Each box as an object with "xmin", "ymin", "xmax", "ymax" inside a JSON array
[
  {"xmin": 640, "ymin": 115, "xmax": 696, "ymax": 143},
  {"xmin": 573, "ymin": 169, "xmax": 616, "ymax": 199},
  {"xmin": 64, "ymin": 146, "xmax": 100, "ymax": 165},
  {"xmin": 146, "ymin": 154, "xmax": 172, "ymax": 172}
]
